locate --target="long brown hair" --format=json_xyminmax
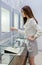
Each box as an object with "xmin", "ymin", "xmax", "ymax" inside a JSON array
[{"xmin": 22, "ymin": 6, "xmax": 38, "ymax": 24}]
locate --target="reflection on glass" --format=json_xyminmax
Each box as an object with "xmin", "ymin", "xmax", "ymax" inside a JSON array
[
  {"xmin": 1, "ymin": 8, "xmax": 10, "ymax": 32},
  {"xmin": 0, "ymin": 54, "xmax": 14, "ymax": 65},
  {"xmin": 14, "ymin": 13, "xmax": 19, "ymax": 28}
]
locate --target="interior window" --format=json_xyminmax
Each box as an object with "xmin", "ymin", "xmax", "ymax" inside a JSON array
[
  {"xmin": 20, "ymin": 15, "xmax": 23, "ymax": 29},
  {"xmin": 14, "ymin": 13, "xmax": 19, "ymax": 28},
  {"xmin": 1, "ymin": 8, "xmax": 10, "ymax": 32}
]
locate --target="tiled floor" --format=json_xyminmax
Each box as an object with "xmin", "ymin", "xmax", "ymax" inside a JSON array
[
  {"xmin": 26, "ymin": 51, "xmax": 42, "ymax": 65},
  {"xmin": 35, "ymin": 51, "xmax": 42, "ymax": 65}
]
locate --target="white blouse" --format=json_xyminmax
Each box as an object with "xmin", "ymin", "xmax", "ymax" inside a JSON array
[{"xmin": 18, "ymin": 18, "xmax": 42, "ymax": 39}]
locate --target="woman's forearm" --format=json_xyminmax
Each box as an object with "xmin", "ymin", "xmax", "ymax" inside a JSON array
[
  {"xmin": 11, "ymin": 27, "xmax": 25, "ymax": 34},
  {"xmin": 11, "ymin": 27, "xmax": 18, "ymax": 31}
]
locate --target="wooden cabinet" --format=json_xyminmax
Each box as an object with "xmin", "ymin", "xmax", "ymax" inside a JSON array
[{"xmin": 10, "ymin": 48, "xmax": 28, "ymax": 65}]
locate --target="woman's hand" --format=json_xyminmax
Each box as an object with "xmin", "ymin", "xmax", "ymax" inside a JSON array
[
  {"xmin": 27, "ymin": 36, "xmax": 36, "ymax": 41},
  {"xmin": 10, "ymin": 27, "xmax": 18, "ymax": 31}
]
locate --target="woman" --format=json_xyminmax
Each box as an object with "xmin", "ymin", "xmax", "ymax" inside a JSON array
[{"xmin": 11, "ymin": 6, "xmax": 42, "ymax": 65}]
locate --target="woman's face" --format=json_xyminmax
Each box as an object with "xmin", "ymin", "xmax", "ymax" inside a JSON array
[
  {"xmin": 21, "ymin": 10, "xmax": 26, "ymax": 17},
  {"xmin": 21, "ymin": 9, "xmax": 29, "ymax": 19}
]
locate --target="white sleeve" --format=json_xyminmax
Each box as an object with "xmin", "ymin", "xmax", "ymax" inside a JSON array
[
  {"xmin": 34, "ymin": 25, "xmax": 42, "ymax": 38},
  {"xmin": 31, "ymin": 19, "xmax": 42, "ymax": 38},
  {"xmin": 18, "ymin": 29, "xmax": 25, "ymax": 34}
]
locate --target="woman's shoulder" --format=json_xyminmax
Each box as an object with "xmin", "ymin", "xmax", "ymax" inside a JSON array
[
  {"xmin": 29, "ymin": 18, "xmax": 37, "ymax": 25},
  {"xmin": 24, "ymin": 18, "xmax": 37, "ymax": 28}
]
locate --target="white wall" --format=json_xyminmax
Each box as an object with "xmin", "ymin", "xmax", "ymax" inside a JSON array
[{"xmin": 1, "ymin": 0, "xmax": 20, "ymax": 9}]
